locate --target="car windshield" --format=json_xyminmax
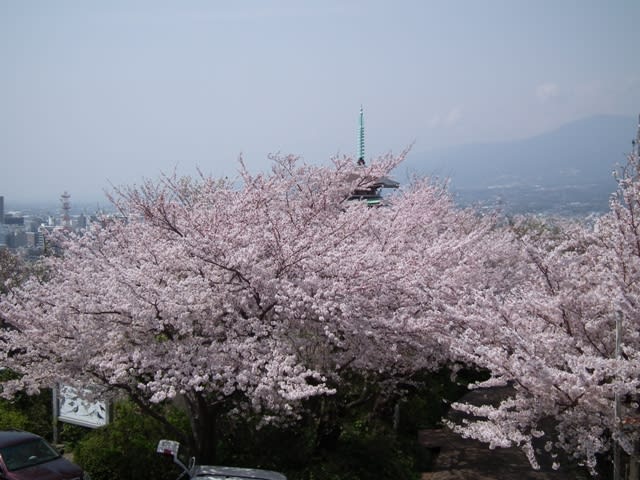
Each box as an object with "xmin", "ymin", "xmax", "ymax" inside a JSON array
[
  {"xmin": 196, "ymin": 477, "xmax": 269, "ymax": 480},
  {"xmin": 0, "ymin": 438, "xmax": 60, "ymax": 471}
]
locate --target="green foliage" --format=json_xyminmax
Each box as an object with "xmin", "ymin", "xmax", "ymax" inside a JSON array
[
  {"xmin": 211, "ymin": 367, "xmax": 479, "ymax": 480},
  {"xmin": 398, "ymin": 367, "xmax": 486, "ymax": 436},
  {"xmin": 0, "ymin": 366, "xmax": 487, "ymax": 480},
  {"xmin": 214, "ymin": 410, "xmax": 422, "ymax": 480},
  {"xmin": 73, "ymin": 401, "xmax": 189, "ymax": 480},
  {"xmin": 292, "ymin": 429, "xmax": 419, "ymax": 480},
  {"xmin": 0, "ymin": 385, "xmax": 53, "ymax": 438},
  {"xmin": 0, "ymin": 403, "xmax": 29, "ymax": 431},
  {"xmin": 215, "ymin": 416, "xmax": 315, "ymax": 471},
  {"xmin": 59, "ymin": 422, "xmax": 94, "ymax": 449}
]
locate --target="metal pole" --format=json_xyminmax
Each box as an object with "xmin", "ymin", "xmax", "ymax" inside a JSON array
[
  {"xmin": 52, "ymin": 386, "xmax": 59, "ymax": 445},
  {"xmin": 614, "ymin": 311, "xmax": 622, "ymax": 480}
]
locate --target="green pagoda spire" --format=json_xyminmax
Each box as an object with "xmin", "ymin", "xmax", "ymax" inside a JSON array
[
  {"xmin": 358, "ymin": 106, "xmax": 365, "ymax": 165},
  {"xmin": 635, "ymin": 113, "xmax": 640, "ymax": 157}
]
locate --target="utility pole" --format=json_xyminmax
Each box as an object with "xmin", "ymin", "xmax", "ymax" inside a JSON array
[
  {"xmin": 613, "ymin": 310, "xmax": 622, "ymax": 480},
  {"xmin": 627, "ymin": 116, "xmax": 640, "ymax": 480}
]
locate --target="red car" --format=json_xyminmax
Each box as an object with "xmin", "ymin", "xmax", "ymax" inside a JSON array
[{"xmin": 0, "ymin": 431, "xmax": 88, "ymax": 480}]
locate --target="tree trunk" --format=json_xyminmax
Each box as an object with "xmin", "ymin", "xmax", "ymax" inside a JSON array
[
  {"xmin": 313, "ymin": 397, "xmax": 342, "ymax": 452},
  {"xmin": 629, "ymin": 451, "xmax": 639, "ymax": 480},
  {"xmin": 187, "ymin": 393, "xmax": 219, "ymax": 464}
]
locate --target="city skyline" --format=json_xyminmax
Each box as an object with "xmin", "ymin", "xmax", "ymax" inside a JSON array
[{"xmin": 2, "ymin": 1, "xmax": 640, "ymax": 203}]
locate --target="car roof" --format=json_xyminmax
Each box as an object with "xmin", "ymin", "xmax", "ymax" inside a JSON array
[
  {"xmin": 0, "ymin": 431, "xmax": 42, "ymax": 447},
  {"xmin": 193, "ymin": 465, "xmax": 287, "ymax": 480}
]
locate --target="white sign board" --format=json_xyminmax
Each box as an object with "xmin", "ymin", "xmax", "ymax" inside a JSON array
[
  {"xmin": 157, "ymin": 439, "xmax": 180, "ymax": 457},
  {"xmin": 56, "ymin": 384, "xmax": 109, "ymax": 428}
]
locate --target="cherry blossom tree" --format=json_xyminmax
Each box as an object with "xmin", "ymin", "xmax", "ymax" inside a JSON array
[
  {"xmin": 7, "ymin": 145, "xmax": 637, "ymax": 474},
  {"xmin": 0, "ymin": 152, "xmax": 499, "ymax": 462},
  {"xmin": 447, "ymin": 151, "xmax": 640, "ymax": 474},
  {"xmin": 0, "ymin": 249, "xmax": 30, "ymax": 297}
]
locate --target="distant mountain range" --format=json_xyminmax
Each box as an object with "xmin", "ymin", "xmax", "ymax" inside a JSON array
[{"xmin": 400, "ymin": 114, "xmax": 637, "ymax": 215}]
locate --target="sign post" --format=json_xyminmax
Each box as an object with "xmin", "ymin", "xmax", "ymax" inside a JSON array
[{"xmin": 54, "ymin": 384, "xmax": 110, "ymax": 434}]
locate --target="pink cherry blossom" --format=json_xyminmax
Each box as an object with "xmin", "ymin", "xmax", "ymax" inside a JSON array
[{"xmin": 1, "ymin": 152, "xmax": 498, "ymax": 461}]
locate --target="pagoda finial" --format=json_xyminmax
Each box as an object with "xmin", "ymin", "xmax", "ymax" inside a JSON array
[
  {"xmin": 636, "ymin": 113, "xmax": 640, "ymax": 156},
  {"xmin": 358, "ymin": 106, "xmax": 365, "ymax": 165}
]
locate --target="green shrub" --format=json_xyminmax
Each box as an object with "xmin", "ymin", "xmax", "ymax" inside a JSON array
[
  {"xmin": 0, "ymin": 389, "xmax": 53, "ymax": 438},
  {"xmin": 73, "ymin": 401, "xmax": 188, "ymax": 480},
  {"xmin": 0, "ymin": 402, "xmax": 29, "ymax": 431},
  {"xmin": 0, "ymin": 366, "xmax": 490, "ymax": 479},
  {"xmin": 286, "ymin": 422, "xmax": 420, "ymax": 480},
  {"xmin": 398, "ymin": 367, "xmax": 478, "ymax": 436}
]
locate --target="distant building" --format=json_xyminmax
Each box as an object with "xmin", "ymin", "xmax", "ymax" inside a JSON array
[
  {"xmin": 25, "ymin": 231, "xmax": 36, "ymax": 248},
  {"xmin": 35, "ymin": 230, "xmax": 45, "ymax": 250},
  {"xmin": 76, "ymin": 213, "xmax": 87, "ymax": 229},
  {"xmin": 348, "ymin": 107, "xmax": 399, "ymax": 206},
  {"xmin": 26, "ymin": 216, "xmax": 45, "ymax": 232},
  {"xmin": 6, "ymin": 229, "xmax": 27, "ymax": 249},
  {"xmin": 0, "ymin": 194, "xmax": 102, "ymax": 254},
  {"xmin": 4, "ymin": 214, "xmax": 24, "ymax": 226}
]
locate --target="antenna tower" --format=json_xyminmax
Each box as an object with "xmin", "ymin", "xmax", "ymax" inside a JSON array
[{"xmin": 60, "ymin": 191, "xmax": 71, "ymax": 229}]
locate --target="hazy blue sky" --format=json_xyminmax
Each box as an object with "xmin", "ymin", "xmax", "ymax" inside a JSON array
[{"xmin": 2, "ymin": 1, "xmax": 639, "ymax": 204}]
